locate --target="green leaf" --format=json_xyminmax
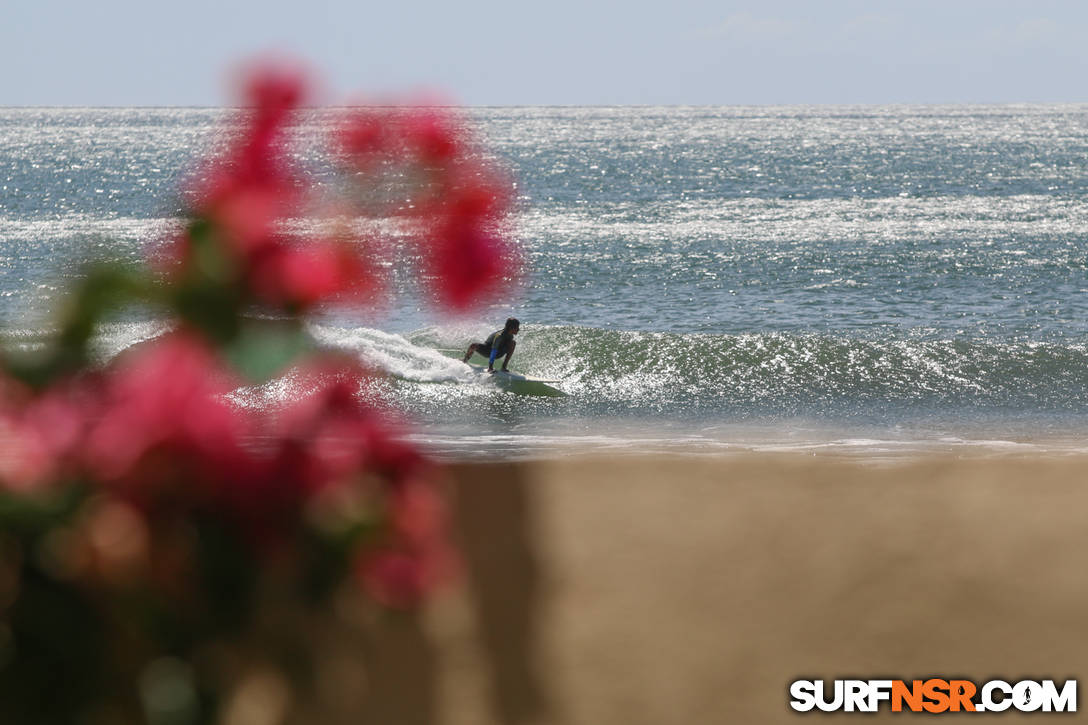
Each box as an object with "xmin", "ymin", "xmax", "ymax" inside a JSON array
[{"xmin": 223, "ymin": 319, "xmax": 315, "ymax": 384}]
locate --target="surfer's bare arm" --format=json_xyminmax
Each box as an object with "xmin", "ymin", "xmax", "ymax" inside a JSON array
[{"xmin": 501, "ymin": 340, "xmax": 516, "ymax": 371}]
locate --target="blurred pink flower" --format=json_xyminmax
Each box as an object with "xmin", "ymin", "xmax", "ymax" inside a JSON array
[
  {"xmin": 337, "ymin": 108, "xmax": 392, "ymax": 166},
  {"xmin": 180, "ymin": 64, "xmax": 306, "ymax": 264},
  {"xmin": 335, "ymin": 102, "xmax": 519, "ymax": 311},
  {"xmin": 248, "ymin": 238, "xmax": 379, "ymax": 311},
  {"xmin": 426, "ymin": 220, "xmax": 507, "ymax": 309},
  {"xmin": 263, "ymin": 358, "xmax": 453, "ymax": 608},
  {"xmin": 242, "ymin": 61, "xmax": 306, "ymax": 134},
  {"xmin": 269, "ymin": 359, "xmax": 419, "ymax": 491},
  {"xmin": 403, "ymin": 108, "xmax": 463, "ymax": 165},
  {"xmin": 356, "ymin": 477, "xmax": 455, "ymax": 608},
  {"xmin": 422, "ymin": 164, "xmax": 517, "ymax": 309},
  {"xmin": 0, "ymin": 58, "xmax": 522, "ymax": 621},
  {"xmin": 357, "ymin": 550, "xmax": 436, "ymax": 609},
  {"xmin": 0, "ymin": 377, "xmax": 93, "ymax": 492},
  {"xmin": 83, "ymin": 332, "xmax": 254, "ymax": 494}
]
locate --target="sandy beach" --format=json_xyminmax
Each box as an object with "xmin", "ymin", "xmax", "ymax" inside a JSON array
[{"xmin": 413, "ymin": 454, "xmax": 1088, "ymax": 723}]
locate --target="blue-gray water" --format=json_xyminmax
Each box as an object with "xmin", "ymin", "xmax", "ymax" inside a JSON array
[{"xmin": 5, "ymin": 106, "xmax": 1088, "ymax": 457}]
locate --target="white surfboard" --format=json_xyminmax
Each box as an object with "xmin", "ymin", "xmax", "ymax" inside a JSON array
[
  {"xmin": 466, "ymin": 363, "xmax": 567, "ymax": 397},
  {"xmin": 434, "ymin": 347, "xmax": 566, "ymax": 396}
]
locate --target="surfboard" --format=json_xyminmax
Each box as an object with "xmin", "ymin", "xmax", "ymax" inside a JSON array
[
  {"xmin": 434, "ymin": 347, "xmax": 566, "ymax": 396},
  {"xmin": 466, "ymin": 364, "xmax": 567, "ymax": 397}
]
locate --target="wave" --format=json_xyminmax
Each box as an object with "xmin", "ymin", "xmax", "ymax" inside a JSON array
[
  {"xmin": 36, "ymin": 319, "xmax": 1088, "ymax": 421},
  {"xmin": 303, "ymin": 322, "xmax": 1088, "ymax": 421}
]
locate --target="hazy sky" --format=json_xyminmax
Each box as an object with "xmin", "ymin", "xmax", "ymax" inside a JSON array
[{"xmin": 4, "ymin": 0, "xmax": 1088, "ymax": 106}]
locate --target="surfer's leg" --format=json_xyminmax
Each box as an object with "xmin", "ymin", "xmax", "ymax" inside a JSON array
[{"xmin": 463, "ymin": 343, "xmax": 481, "ymax": 363}]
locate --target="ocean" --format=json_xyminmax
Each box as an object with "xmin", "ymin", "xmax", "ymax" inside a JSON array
[{"xmin": 5, "ymin": 105, "xmax": 1088, "ymax": 458}]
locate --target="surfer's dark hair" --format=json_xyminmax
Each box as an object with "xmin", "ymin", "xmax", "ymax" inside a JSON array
[{"xmin": 505, "ymin": 317, "xmax": 520, "ymax": 332}]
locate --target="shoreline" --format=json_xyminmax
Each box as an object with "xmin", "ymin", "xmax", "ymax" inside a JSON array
[{"xmin": 412, "ymin": 427, "xmax": 1088, "ymax": 463}]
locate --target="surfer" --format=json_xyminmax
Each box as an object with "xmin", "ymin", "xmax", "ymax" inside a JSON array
[{"xmin": 462, "ymin": 317, "xmax": 520, "ymax": 372}]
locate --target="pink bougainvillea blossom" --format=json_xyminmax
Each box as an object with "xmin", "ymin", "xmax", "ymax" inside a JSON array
[
  {"xmin": 334, "ymin": 103, "xmax": 521, "ymax": 311},
  {"xmin": 83, "ymin": 331, "xmax": 254, "ymax": 493},
  {"xmin": 0, "ymin": 376, "xmax": 94, "ymax": 492},
  {"xmin": 248, "ymin": 237, "xmax": 380, "ymax": 311},
  {"xmin": 337, "ymin": 107, "xmax": 392, "ymax": 166},
  {"xmin": 268, "ymin": 359, "xmax": 413, "ymax": 490},
  {"xmin": 356, "ymin": 474, "xmax": 455, "ymax": 609},
  {"xmin": 2, "ymin": 58, "xmax": 518, "ymax": 629},
  {"xmin": 402, "ymin": 107, "xmax": 464, "ymax": 165}
]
